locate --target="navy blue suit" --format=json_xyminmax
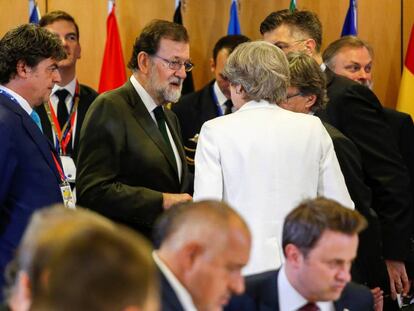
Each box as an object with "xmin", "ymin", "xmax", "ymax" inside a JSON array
[
  {"xmin": 159, "ymin": 270, "xmax": 185, "ymax": 311},
  {"xmin": 225, "ymin": 269, "xmax": 374, "ymax": 311},
  {"xmin": 0, "ymin": 93, "xmax": 62, "ymax": 297}
]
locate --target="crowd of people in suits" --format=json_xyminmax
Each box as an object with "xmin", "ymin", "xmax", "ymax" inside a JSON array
[{"xmin": 0, "ymin": 7, "xmax": 413, "ymax": 311}]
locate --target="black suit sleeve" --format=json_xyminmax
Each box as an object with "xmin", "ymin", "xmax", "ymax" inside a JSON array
[
  {"xmin": 327, "ymin": 81, "xmax": 413, "ymax": 260},
  {"xmin": 76, "ymin": 95, "xmax": 163, "ymax": 231}
]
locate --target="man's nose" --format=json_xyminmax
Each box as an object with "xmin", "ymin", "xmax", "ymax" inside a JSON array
[
  {"xmin": 230, "ymin": 273, "xmax": 245, "ymax": 295},
  {"xmin": 175, "ymin": 64, "xmax": 187, "ymax": 80}
]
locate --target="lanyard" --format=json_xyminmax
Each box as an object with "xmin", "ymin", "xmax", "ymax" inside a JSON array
[
  {"xmin": 51, "ymin": 152, "xmax": 66, "ymax": 182},
  {"xmin": 44, "ymin": 81, "xmax": 80, "ymax": 155}
]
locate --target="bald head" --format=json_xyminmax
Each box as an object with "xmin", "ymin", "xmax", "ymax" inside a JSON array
[{"xmin": 155, "ymin": 200, "xmax": 251, "ymax": 311}]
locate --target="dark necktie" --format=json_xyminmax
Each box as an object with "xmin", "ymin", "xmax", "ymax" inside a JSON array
[
  {"xmin": 153, "ymin": 106, "xmax": 176, "ymax": 166},
  {"xmin": 224, "ymin": 99, "xmax": 233, "ymax": 115},
  {"xmin": 298, "ymin": 302, "xmax": 320, "ymax": 311},
  {"xmin": 55, "ymin": 89, "xmax": 69, "ymax": 129}
]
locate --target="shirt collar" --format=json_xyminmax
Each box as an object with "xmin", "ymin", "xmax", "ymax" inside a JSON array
[
  {"xmin": 320, "ymin": 63, "xmax": 327, "ymax": 72},
  {"xmin": 130, "ymin": 74, "xmax": 158, "ymax": 116},
  {"xmin": 0, "ymin": 85, "xmax": 33, "ymax": 115},
  {"xmin": 153, "ymin": 252, "xmax": 198, "ymax": 311},
  {"xmin": 52, "ymin": 77, "xmax": 77, "ymax": 98},
  {"xmin": 213, "ymin": 80, "xmax": 228, "ymax": 106},
  {"xmin": 278, "ymin": 265, "xmax": 333, "ymax": 311}
]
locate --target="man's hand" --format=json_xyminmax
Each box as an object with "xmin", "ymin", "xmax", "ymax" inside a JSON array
[
  {"xmin": 385, "ymin": 260, "xmax": 410, "ymax": 300},
  {"xmin": 371, "ymin": 287, "xmax": 383, "ymax": 311},
  {"xmin": 162, "ymin": 193, "xmax": 192, "ymax": 210}
]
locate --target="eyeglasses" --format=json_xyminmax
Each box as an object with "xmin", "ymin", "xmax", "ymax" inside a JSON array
[
  {"xmin": 286, "ymin": 92, "xmax": 303, "ymax": 100},
  {"xmin": 274, "ymin": 39, "xmax": 306, "ymax": 51},
  {"xmin": 152, "ymin": 55, "xmax": 194, "ymax": 72}
]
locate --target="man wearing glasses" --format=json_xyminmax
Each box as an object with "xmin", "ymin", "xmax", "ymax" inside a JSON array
[{"xmin": 76, "ymin": 19, "xmax": 192, "ymax": 241}]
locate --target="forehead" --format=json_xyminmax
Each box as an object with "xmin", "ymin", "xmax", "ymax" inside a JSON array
[
  {"xmin": 44, "ymin": 19, "xmax": 77, "ymax": 35},
  {"xmin": 157, "ymin": 38, "xmax": 189, "ymax": 59},
  {"xmin": 306, "ymin": 230, "xmax": 358, "ymax": 260},
  {"xmin": 263, "ymin": 24, "xmax": 297, "ymax": 44},
  {"xmin": 221, "ymin": 227, "xmax": 250, "ymax": 263},
  {"xmin": 335, "ymin": 46, "xmax": 372, "ymax": 64}
]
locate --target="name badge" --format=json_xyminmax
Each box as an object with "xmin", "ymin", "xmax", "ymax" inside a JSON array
[
  {"xmin": 60, "ymin": 155, "xmax": 76, "ymax": 183},
  {"xmin": 60, "ymin": 181, "xmax": 76, "ymax": 209}
]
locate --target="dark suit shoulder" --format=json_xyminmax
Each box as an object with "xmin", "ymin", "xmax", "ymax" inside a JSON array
[
  {"xmin": 159, "ymin": 270, "xmax": 185, "ymax": 311},
  {"xmin": 336, "ymin": 282, "xmax": 373, "ymax": 311},
  {"xmin": 172, "ymin": 82, "xmax": 213, "ymax": 114}
]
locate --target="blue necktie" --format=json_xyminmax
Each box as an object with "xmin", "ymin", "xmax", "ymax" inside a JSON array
[{"xmin": 30, "ymin": 110, "xmax": 43, "ymax": 133}]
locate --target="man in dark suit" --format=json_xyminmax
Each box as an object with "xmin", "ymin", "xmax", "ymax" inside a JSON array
[
  {"xmin": 153, "ymin": 200, "xmax": 251, "ymax": 311},
  {"xmin": 323, "ymin": 35, "xmax": 414, "ymax": 300},
  {"xmin": 35, "ymin": 11, "xmax": 98, "ymax": 183},
  {"xmin": 0, "ymin": 24, "xmax": 65, "ymax": 299},
  {"xmin": 76, "ymin": 20, "xmax": 192, "ymax": 240},
  {"xmin": 260, "ymin": 10, "xmax": 413, "ymax": 302},
  {"xmin": 282, "ymin": 51, "xmax": 385, "ymax": 292},
  {"xmin": 225, "ymin": 197, "xmax": 374, "ymax": 311},
  {"xmin": 171, "ymin": 35, "xmax": 249, "ymax": 173}
]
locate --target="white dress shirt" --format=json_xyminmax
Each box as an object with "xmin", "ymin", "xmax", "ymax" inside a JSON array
[
  {"xmin": 213, "ymin": 81, "xmax": 234, "ymax": 115},
  {"xmin": 130, "ymin": 75, "xmax": 182, "ymax": 181},
  {"xmin": 278, "ymin": 265, "xmax": 334, "ymax": 311},
  {"xmin": 153, "ymin": 252, "xmax": 197, "ymax": 311}
]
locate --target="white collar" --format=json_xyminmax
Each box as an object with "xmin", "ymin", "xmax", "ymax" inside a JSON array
[
  {"xmin": 278, "ymin": 265, "xmax": 333, "ymax": 311},
  {"xmin": 0, "ymin": 85, "xmax": 33, "ymax": 115},
  {"xmin": 213, "ymin": 80, "xmax": 228, "ymax": 106},
  {"xmin": 153, "ymin": 252, "xmax": 198, "ymax": 311},
  {"xmin": 52, "ymin": 77, "xmax": 77, "ymax": 97},
  {"xmin": 320, "ymin": 63, "xmax": 327, "ymax": 72},
  {"xmin": 130, "ymin": 74, "xmax": 158, "ymax": 116}
]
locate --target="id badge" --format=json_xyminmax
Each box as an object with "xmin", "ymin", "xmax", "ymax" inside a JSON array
[
  {"xmin": 60, "ymin": 155, "xmax": 76, "ymax": 183},
  {"xmin": 60, "ymin": 181, "xmax": 76, "ymax": 209}
]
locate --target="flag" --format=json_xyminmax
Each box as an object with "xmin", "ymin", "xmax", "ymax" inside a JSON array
[
  {"xmin": 341, "ymin": 0, "xmax": 357, "ymax": 36},
  {"xmin": 29, "ymin": 0, "xmax": 40, "ymax": 24},
  {"xmin": 173, "ymin": 0, "xmax": 194, "ymax": 95},
  {"xmin": 227, "ymin": 0, "xmax": 241, "ymax": 35},
  {"xmin": 397, "ymin": 24, "xmax": 414, "ymax": 118},
  {"xmin": 289, "ymin": 0, "xmax": 297, "ymax": 11},
  {"xmin": 98, "ymin": 1, "xmax": 127, "ymax": 93}
]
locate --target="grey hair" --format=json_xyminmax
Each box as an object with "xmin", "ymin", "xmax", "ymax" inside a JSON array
[{"xmin": 222, "ymin": 41, "xmax": 290, "ymax": 104}]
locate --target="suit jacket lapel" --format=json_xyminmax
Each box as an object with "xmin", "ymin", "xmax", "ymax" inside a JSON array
[
  {"xmin": 124, "ymin": 81, "xmax": 180, "ymax": 178},
  {"xmin": 3, "ymin": 98, "xmax": 61, "ymax": 182},
  {"xmin": 259, "ymin": 270, "xmax": 280, "ymax": 310}
]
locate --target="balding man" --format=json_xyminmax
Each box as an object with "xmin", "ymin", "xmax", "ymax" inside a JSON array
[{"xmin": 153, "ymin": 200, "xmax": 251, "ymax": 311}]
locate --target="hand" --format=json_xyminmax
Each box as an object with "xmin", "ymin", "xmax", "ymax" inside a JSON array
[
  {"xmin": 371, "ymin": 287, "xmax": 383, "ymax": 311},
  {"xmin": 385, "ymin": 260, "xmax": 410, "ymax": 300},
  {"xmin": 162, "ymin": 193, "xmax": 192, "ymax": 210}
]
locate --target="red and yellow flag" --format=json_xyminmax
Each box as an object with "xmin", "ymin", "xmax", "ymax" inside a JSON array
[{"xmin": 397, "ymin": 24, "xmax": 414, "ymax": 118}]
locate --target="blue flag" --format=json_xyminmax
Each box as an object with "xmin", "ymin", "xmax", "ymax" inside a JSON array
[
  {"xmin": 341, "ymin": 0, "xmax": 357, "ymax": 36},
  {"xmin": 29, "ymin": 0, "xmax": 40, "ymax": 24},
  {"xmin": 227, "ymin": 0, "xmax": 241, "ymax": 35}
]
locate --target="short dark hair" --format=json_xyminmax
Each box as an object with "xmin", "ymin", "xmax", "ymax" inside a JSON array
[
  {"xmin": 0, "ymin": 24, "xmax": 66, "ymax": 84},
  {"xmin": 128, "ymin": 19, "xmax": 189, "ymax": 71},
  {"xmin": 33, "ymin": 225, "xmax": 156, "ymax": 311},
  {"xmin": 212, "ymin": 34, "xmax": 250, "ymax": 61},
  {"xmin": 282, "ymin": 197, "xmax": 367, "ymax": 257},
  {"xmin": 39, "ymin": 10, "xmax": 80, "ymax": 40},
  {"xmin": 323, "ymin": 36, "xmax": 374, "ymax": 69},
  {"xmin": 287, "ymin": 51, "xmax": 328, "ymax": 112},
  {"xmin": 260, "ymin": 10, "xmax": 323, "ymax": 52}
]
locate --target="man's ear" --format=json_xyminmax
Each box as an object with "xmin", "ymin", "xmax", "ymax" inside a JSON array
[
  {"xmin": 179, "ymin": 241, "xmax": 204, "ymax": 271},
  {"xmin": 15, "ymin": 60, "xmax": 30, "ymax": 78},
  {"xmin": 304, "ymin": 94, "xmax": 317, "ymax": 110},
  {"xmin": 284, "ymin": 243, "xmax": 304, "ymax": 268},
  {"xmin": 137, "ymin": 52, "xmax": 151, "ymax": 74},
  {"xmin": 304, "ymin": 38, "xmax": 317, "ymax": 56},
  {"xmin": 210, "ymin": 57, "xmax": 216, "ymax": 74}
]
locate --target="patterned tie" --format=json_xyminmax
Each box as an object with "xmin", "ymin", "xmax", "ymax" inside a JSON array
[
  {"xmin": 30, "ymin": 110, "xmax": 43, "ymax": 133},
  {"xmin": 298, "ymin": 302, "xmax": 320, "ymax": 311},
  {"xmin": 55, "ymin": 89, "xmax": 69, "ymax": 129},
  {"xmin": 224, "ymin": 99, "xmax": 233, "ymax": 115},
  {"xmin": 153, "ymin": 106, "xmax": 176, "ymax": 167}
]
